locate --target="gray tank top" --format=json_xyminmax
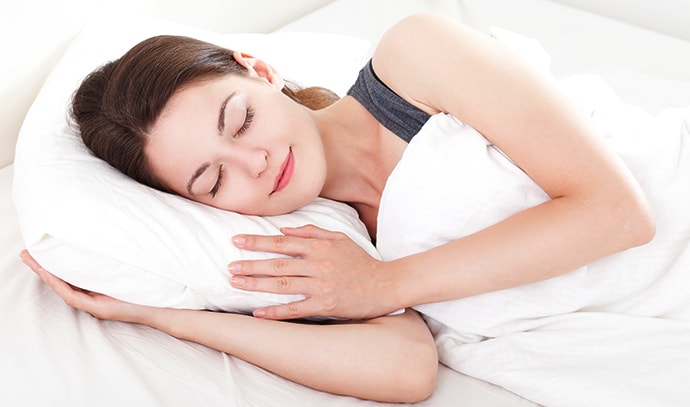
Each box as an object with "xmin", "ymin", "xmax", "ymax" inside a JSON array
[{"xmin": 347, "ymin": 60, "xmax": 430, "ymax": 143}]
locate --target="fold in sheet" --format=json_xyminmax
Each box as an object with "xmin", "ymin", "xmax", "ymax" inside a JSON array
[{"xmin": 376, "ymin": 74, "xmax": 690, "ymax": 406}]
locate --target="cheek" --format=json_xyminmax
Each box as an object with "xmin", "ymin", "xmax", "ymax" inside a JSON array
[
  {"xmin": 262, "ymin": 97, "xmax": 309, "ymax": 133},
  {"xmin": 211, "ymin": 178, "xmax": 264, "ymax": 214}
]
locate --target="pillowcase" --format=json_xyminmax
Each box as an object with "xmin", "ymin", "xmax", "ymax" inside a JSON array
[{"xmin": 12, "ymin": 15, "xmax": 375, "ymax": 313}]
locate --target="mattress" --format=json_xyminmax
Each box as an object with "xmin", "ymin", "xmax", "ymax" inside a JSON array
[{"xmin": 3, "ymin": 0, "xmax": 690, "ymax": 405}]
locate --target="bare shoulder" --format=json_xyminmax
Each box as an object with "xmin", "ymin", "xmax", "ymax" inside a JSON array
[
  {"xmin": 371, "ymin": 13, "xmax": 496, "ymax": 115},
  {"xmin": 373, "ymin": 13, "xmax": 458, "ymax": 61}
]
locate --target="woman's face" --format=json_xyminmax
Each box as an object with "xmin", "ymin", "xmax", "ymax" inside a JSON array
[{"xmin": 145, "ymin": 73, "xmax": 327, "ymax": 215}]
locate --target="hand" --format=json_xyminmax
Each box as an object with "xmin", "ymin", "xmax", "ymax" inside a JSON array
[
  {"xmin": 20, "ymin": 249, "xmax": 153, "ymax": 324},
  {"xmin": 229, "ymin": 224, "xmax": 400, "ymax": 320}
]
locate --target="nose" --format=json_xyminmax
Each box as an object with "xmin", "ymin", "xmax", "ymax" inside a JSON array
[{"xmin": 232, "ymin": 146, "xmax": 268, "ymax": 178}]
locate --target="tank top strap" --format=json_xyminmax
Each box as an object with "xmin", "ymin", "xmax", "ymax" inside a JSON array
[{"xmin": 347, "ymin": 60, "xmax": 430, "ymax": 143}]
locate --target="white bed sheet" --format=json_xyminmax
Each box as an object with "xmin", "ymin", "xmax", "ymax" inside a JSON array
[
  {"xmin": 376, "ymin": 75, "xmax": 690, "ymax": 406},
  {"xmin": 3, "ymin": 0, "xmax": 690, "ymax": 405},
  {"xmin": 0, "ymin": 169, "xmax": 535, "ymax": 407}
]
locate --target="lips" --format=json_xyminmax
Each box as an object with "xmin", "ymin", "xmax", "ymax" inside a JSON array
[{"xmin": 272, "ymin": 148, "xmax": 294, "ymax": 194}]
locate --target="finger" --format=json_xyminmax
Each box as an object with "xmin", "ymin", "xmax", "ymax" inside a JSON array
[
  {"xmin": 20, "ymin": 250, "xmax": 62, "ymax": 288},
  {"xmin": 20, "ymin": 250, "xmax": 92, "ymax": 304},
  {"xmin": 232, "ymin": 233, "xmax": 307, "ymax": 256},
  {"xmin": 230, "ymin": 274, "xmax": 311, "ymax": 296},
  {"xmin": 228, "ymin": 256, "xmax": 309, "ymax": 277},
  {"xmin": 253, "ymin": 299, "xmax": 317, "ymax": 320},
  {"xmin": 20, "ymin": 249, "xmax": 43, "ymax": 275},
  {"xmin": 280, "ymin": 224, "xmax": 343, "ymax": 240}
]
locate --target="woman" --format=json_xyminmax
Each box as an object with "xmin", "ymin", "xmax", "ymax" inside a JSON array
[{"xmin": 22, "ymin": 12, "xmax": 655, "ymax": 402}]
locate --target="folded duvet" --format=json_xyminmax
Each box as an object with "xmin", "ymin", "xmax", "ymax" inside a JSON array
[{"xmin": 376, "ymin": 75, "xmax": 690, "ymax": 407}]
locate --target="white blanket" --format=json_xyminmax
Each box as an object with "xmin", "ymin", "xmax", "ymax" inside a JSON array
[{"xmin": 376, "ymin": 75, "xmax": 690, "ymax": 407}]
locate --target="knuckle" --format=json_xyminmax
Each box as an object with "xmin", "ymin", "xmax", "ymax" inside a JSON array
[
  {"xmin": 275, "ymin": 276, "xmax": 290, "ymax": 292},
  {"xmin": 315, "ymin": 281, "xmax": 337, "ymax": 309},
  {"xmin": 286, "ymin": 303, "xmax": 300, "ymax": 317},
  {"xmin": 265, "ymin": 307, "xmax": 279, "ymax": 319},
  {"xmin": 315, "ymin": 260, "xmax": 335, "ymax": 275},
  {"xmin": 321, "ymin": 296, "xmax": 337, "ymax": 312},
  {"xmin": 272, "ymin": 234, "xmax": 289, "ymax": 248},
  {"xmin": 271, "ymin": 257, "xmax": 288, "ymax": 271}
]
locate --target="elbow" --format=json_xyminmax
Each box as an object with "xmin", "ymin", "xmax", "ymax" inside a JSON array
[
  {"xmin": 405, "ymin": 365, "xmax": 438, "ymax": 403},
  {"xmin": 633, "ymin": 210, "xmax": 656, "ymax": 247},
  {"xmin": 618, "ymin": 190, "xmax": 656, "ymax": 248},
  {"xmin": 360, "ymin": 310, "xmax": 438, "ymax": 403},
  {"xmin": 388, "ymin": 341, "xmax": 438, "ymax": 403},
  {"xmin": 630, "ymin": 194, "xmax": 656, "ymax": 247}
]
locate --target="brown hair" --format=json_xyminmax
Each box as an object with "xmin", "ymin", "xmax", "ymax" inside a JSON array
[{"xmin": 70, "ymin": 35, "xmax": 338, "ymax": 192}]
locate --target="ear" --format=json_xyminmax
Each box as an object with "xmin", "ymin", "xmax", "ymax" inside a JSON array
[{"xmin": 233, "ymin": 51, "xmax": 285, "ymax": 90}]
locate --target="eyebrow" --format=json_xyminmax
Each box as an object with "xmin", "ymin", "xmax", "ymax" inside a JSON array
[
  {"xmin": 188, "ymin": 92, "xmax": 234, "ymax": 195},
  {"xmin": 217, "ymin": 92, "xmax": 235, "ymax": 135},
  {"xmin": 186, "ymin": 162, "xmax": 211, "ymax": 195}
]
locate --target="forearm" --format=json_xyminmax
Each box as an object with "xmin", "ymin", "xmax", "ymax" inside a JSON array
[
  {"xmin": 140, "ymin": 307, "xmax": 437, "ymax": 402},
  {"xmin": 392, "ymin": 192, "xmax": 655, "ymax": 308},
  {"xmin": 371, "ymin": 14, "xmax": 655, "ymax": 310}
]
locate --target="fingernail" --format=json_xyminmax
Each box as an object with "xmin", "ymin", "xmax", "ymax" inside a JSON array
[
  {"xmin": 254, "ymin": 309, "xmax": 266, "ymax": 318},
  {"xmin": 231, "ymin": 276, "xmax": 245, "ymax": 287},
  {"xmin": 227, "ymin": 263, "xmax": 241, "ymax": 273},
  {"xmin": 232, "ymin": 236, "xmax": 246, "ymax": 246}
]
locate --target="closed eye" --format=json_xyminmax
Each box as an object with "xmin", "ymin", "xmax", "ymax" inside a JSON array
[
  {"xmin": 235, "ymin": 105, "xmax": 255, "ymax": 138},
  {"xmin": 210, "ymin": 165, "xmax": 224, "ymax": 198}
]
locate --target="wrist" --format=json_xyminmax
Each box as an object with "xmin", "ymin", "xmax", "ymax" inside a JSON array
[
  {"xmin": 131, "ymin": 306, "xmax": 180, "ymax": 335},
  {"xmin": 383, "ymin": 257, "xmax": 425, "ymax": 312},
  {"xmin": 379, "ymin": 259, "xmax": 411, "ymax": 312}
]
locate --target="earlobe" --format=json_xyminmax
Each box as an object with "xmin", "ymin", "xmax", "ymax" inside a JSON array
[{"xmin": 232, "ymin": 51, "xmax": 285, "ymax": 90}]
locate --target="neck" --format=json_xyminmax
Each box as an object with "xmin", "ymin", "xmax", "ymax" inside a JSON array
[
  {"xmin": 309, "ymin": 96, "xmax": 406, "ymax": 236},
  {"xmin": 313, "ymin": 97, "xmax": 383, "ymax": 204}
]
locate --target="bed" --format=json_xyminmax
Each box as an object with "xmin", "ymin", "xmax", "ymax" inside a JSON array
[{"xmin": 2, "ymin": 1, "xmax": 690, "ymax": 406}]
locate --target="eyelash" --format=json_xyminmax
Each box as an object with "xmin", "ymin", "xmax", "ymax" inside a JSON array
[
  {"xmin": 235, "ymin": 105, "xmax": 255, "ymax": 138},
  {"xmin": 210, "ymin": 165, "xmax": 224, "ymax": 198},
  {"xmin": 211, "ymin": 105, "xmax": 254, "ymax": 198}
]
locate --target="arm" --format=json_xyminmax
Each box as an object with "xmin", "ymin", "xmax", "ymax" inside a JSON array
[
  {"xmin": 228, "ymin": 14, "xmax": 654, "ymax": 319},
  {"xmin": 159, "ymin": 308, "xmax": 436, "ymax": 403},
  {"xmin": 370, "ymin": 13, "xmax": 655, "ymax": 307},
  {"xmin": 20, "ymin": 250, "xmax": 437, "ymax": 403}
]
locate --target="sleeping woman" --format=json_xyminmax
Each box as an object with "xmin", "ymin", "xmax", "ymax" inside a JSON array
[{"xmin": 21, "ymin": 13, "xmax": 656, "ymax": 402}]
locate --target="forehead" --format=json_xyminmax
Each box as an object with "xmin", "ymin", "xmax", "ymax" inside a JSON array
[
  {"xmin": 151, "ymin": 75, "xmax": 240, "ymax": 134},
  {"xmin": 167, "ymin": 76, "xmax": 229, "ymax": 111},
  {"xmin": 143, "ymin": 81, "xmax": 223, "ymax": 190},
  {"xmin": 155, "ymin": 73, "xmax": 261, "ymax": 124}
]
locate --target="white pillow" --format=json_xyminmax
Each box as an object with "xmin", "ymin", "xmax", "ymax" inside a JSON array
[{"xmin": 12, "ymin": 15, "xmax": 375, "ymax": 313}]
